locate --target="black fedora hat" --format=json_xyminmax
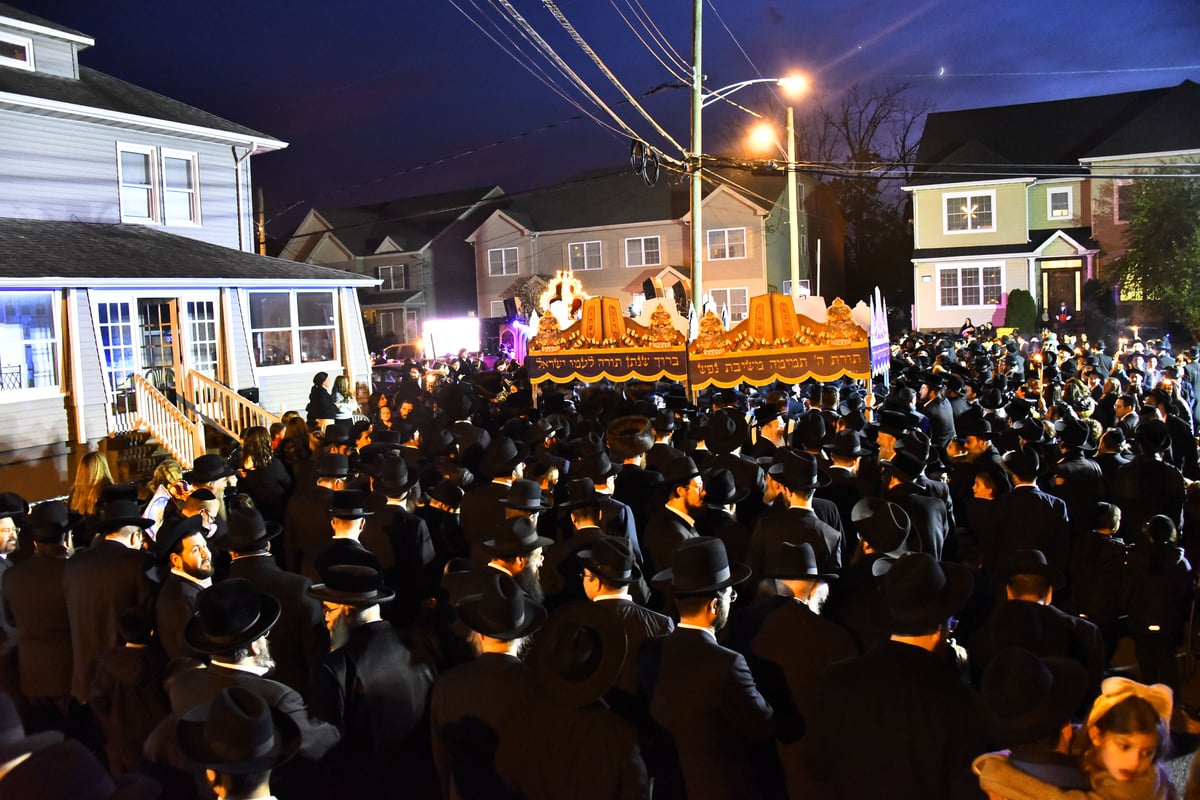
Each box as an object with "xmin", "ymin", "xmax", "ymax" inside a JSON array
[
  {"xmin": 829, "ymin": 429, "xmax": 868, "ymax": 460},
  {"xmin": 1010, "ymin": 418, "xmax": 1045, "ymax": 444},
  {"xmin": 183, "ymin": 453, "xmax": 236, "ymax": 484},
  {"xmin": 483, "ymin": 516, "xmax": 554, "ymax": 558},
  {"xmin": 315, "ymin": 453, "xmax": 351, "ymax": 478},
  {"xmin": 455, "ymin": 571, "xmax": 546, "ymax": 641},
  {"xmin": 532, "ymin": 601, "xmax": 627, "ymax": 708},
  {"xmin": 851, "ymin": 497, "xmax": 913, "ymax": 557},
  {"xmin": 701, "ymin": 409, "xmax": 748, "ymax": 455},
  {"xmin": 570, "ymin": 451, "xmax": 620, "ymax": 484},
  {"xmin": 1054, "ymin": 416, "xmax": 1096, "ymax": 452},
  {"xmin": 1001, "ymin": 446, "xmax": 1040, "ymax": 482},
  {"xmin": 28, "ymin": 500, "xmax": 82, "ymax": 543},
  {"xmin": 0, "ymin": 692, "xmax": 61, "ymax": 763},
  {"xmin": 176, "ymin": 686, "xmax": 300, "ymax": 773},
  {"xmin": 880, "ymin": 450, "xmax": 927, "ymax": 486},
  {"xmin": 377, "ymin": 455, "xmax": 420, "ymax": 497},
  {"xmin": 480, "ymin": 435, "xmax": 529, "ymax": 478},
  {"xmin": 430, "ymin": 479, "xmax": 465, "ymax": 508},
  {"xmin": 652, "ymin": 536, "xmax": 751, "ymax": 596},
  {"xmin": 185, "ymin": 579, "xmax": 280, "ymax": 655},
  {"xmin": 309, "ymin": 564, "xmax": 395, "ymax": 606},
  {"xmin": 329, "ymin": 490, "xmax": 374, "ymax": 520},
  {"xmin": 561, "ymin": 477, "xmax": 601, "ymax": 510},
  {"xmin": 155, "ymin": 514, "xmax": 207, "ymax": 559},
  {"xmin": 702, "ymin": 468, "xmax": 749, "ymax": 506},
  {"xmin": 1136, "ymin": 419, "xmax": 1172, "ymax": 453},
  {"xmin": 767, "ymin": 448, "xmax": 831, "ymax": 490},
  {"xmin": 873, "ymin": 552, "xmax": 972, "ymax": 636},
  {"xmin": 957, "ymin": 415, "xmax": 995, "ymax": 441},
  {"xmin": 763, "ymin": 541, "xmax": 838, "ymax": 582},
  {"xmin": 502, "ymin": 479, "xmax": 551, "ymax": 511},
  {"xmin": 96, "ymin": 495, "xmax": 154, "ymax": 534},
  {"xmin": 322, "ymin": 422, "xmax": 351, "ymax": 445},
  {"xmin": 0, "ymin": 491, "xmax": 27, "ymax": 521},
  {"xmin": 578, "ymin": 536, "xmax": 641, "ymax": 583},
  {"xmin": 659, "ymin": 455, "xmax": 702, "ymax": 487},
  {"xmin": 876, "ymin": 409, "xmax": 916, "ymax": 439},
  {"xmin": 1000, "ymin": 548, "xmax": 1065, "ymax": 590},
  {"xmin": 980, "ymin": 647, "xmax": 1087, "ymax": 747},
  {"xmin": 417, "ymin": 424, "xmax": 458, "ymax": 458},
  {"xmin": 790, "ymin": 411, "xmax": 826, "ymax": 450},
  {"xmin": 215, "ymin": 505, "xmax": 281, "ymax": 552}
]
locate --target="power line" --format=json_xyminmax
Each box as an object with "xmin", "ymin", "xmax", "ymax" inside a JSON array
[{"xmin": 606, "ymin": 0, "xmax": 690, "ymax": 85}]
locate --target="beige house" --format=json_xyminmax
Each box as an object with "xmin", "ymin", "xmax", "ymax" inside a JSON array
[
  {"xmin": 467, "ymin": 166, "xmax": 845, "ymax": 321},
  {"xmin": 904, "ymin": 80, "xmax": 1200, "ymax": 331}
]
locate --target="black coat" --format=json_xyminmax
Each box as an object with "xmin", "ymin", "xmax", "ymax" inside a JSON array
[
  {"xmin": 984, "ymin": 485, "xmax": 1071, "ymax": 577},
  {"xmin": 459, "ymin": 481, "xmax": 511, "ymax": 562},
  {"xmin": 89, "ymin": 642, "xmax": 170, "ymax": 775},
  {"xmin": 154, "ymin": 572, "xmax": 204, "ymax": 661},
  {"xmin": 969, "ymin": 599, "xmax": 1107, "ymax": 692},
  {"xmin": 748, "ymin": 506, "xmax": 843, "ymax": 576},
  {"xmin": 62, "ymin": 538, "xmax": 156, "ymax": 701},
  {"xmin": 614, "ymin": 464, "xmax": 664, "ymax": 535},
  {"xmin": 307, "ymin": 384, "xmax": 338, "ymax": 424},
  {"xmin": 237, "ymin": 457, "xmax": 293, "ymax": 524},
  {"xmin": 922, "ymin": 396, "xmax": 958, "ymax": 450},
  {"xmin": 2, "ymin": 552, "xmax": 72, "ymax": 699},
  {"xmin": 592, "ymin": 596, "xmax": 674, "ymax": 697},
  {"xmin": 361, "ymin": 498, "xmax": 437, "ymax": 627},
  {"xmin": 886, "ymin": 481, "xmax": 952, "ymax": 561},
  {"xmin": 641, "ymin": 507, "xmax": 698, "ymax": 580},
  {"xmin": 283, "ymin": 485, "xmax": 336, "ymax": 581},
  {"xmin": 1114, "ymin": 456, "xmax": 1188, "ymax": 535},
  {"xmin": 313, "ymin": 537, "xmax": 383, "ymax": 581}
]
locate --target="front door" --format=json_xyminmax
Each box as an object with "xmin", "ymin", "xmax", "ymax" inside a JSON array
[
  {"xmin": 138, "ymin": 299, "xmax": 181, "ymax": 403},
  {"xmin": 1041, "ymin": 263, "xmax": 1081, "ymax": 325}
]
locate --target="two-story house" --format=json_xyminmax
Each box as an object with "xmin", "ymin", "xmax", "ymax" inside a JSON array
[
  {"xmin": 466, "ymin": 166, "xmax": 845, "ymax": 321},
  {"xmin": 0, "ymin": 4, "xmax": 374, "ymax": 497},
  {"xmin": 279, "ymin": 186, "xmax": 504, "ymax": 352},
  {"xmin": 904, "ymin": 80, "xmax": 1200, "ymax": 331}
]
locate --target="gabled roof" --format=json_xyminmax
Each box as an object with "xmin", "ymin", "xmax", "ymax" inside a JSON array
[
  {"xmin": 911, "ymin": 81, "xmax": 1200, "ymax": 185},
  {"xmin": 0, "ymin": 218, "xmax": 375, "ymax": 286},
  {"xmin": 912, "ymin": 227, "xmax": 1099, "ymax": 260},
  {"xmin": 311, "ymin": 186, "xmax": 502, "ymax": 256},
  {"xmin": 0, "ymin": 65, "xmax": 278, "ymax": 144},
  {"xmin": 0, "ymin": 3, "xmax": 91, "ymax": 43}
]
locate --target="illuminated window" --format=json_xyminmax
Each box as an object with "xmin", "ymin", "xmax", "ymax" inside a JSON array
[
  {"xmin": 707, "ymin": 228, "xmax": 746, "ymax": 260},
  {"xmin": 1114, "ymin": 180, "xmax": 1136, "ymax": 224},
  {"xmin": 709, "ymin": 287, "xmax": 749, "ymax": 320},
  {"xmin": 247, "ymin": 290, "xmax": 337, "ymax": 368},
  {"xmin": 0, "ymin": 31, "xmax": 32, "ymax": 71},
  {"xmin": 488, "ymin": 247, "xmax": 518, "ymax": 277},
  {"xmin": 937, "ymin": 263, "xmax": 1003, "ymax": 307},
  {"xmin": 1048, "ymin": 188, "xmax": 1072, "ymax": 219},
  {"xmin": 625, "ymin": 236, "xmax": 661, "ymax": 267},
  {"xmin": 0, "ymin": 292, "xmax": 59, "ymax": 392},
  {"xmin": 568, "ymin": 241, "xmax": 602, "ymax": 271},
  {"xmin": 943, "ymin": 191, "xmax": 995, "ymax": 233}
]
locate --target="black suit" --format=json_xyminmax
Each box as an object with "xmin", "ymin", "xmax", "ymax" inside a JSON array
[
  {"xmin": 805, "ymin": 641, "xmax": 985, "ymax": 800},
  {"xmin": 748, "ymin": 506, "xmax": 843, "ymax": 576},
  {"xmin": 284, "ymin": 485, "xmax": 336, "ymax": 581},
  {"xmin": 986, "ymin": 485, "xmax": 1071, "ymax": 577},
  {"xmin": 922, "ymin": 396, "xmax": 957, "ymax": 450},
  {"xmin": 817, "ymin": 467, "xmax": 874, "ymax": 566},
  {"xmin": 62, "ymin": 538, "xmax": 155, "ymax": 702},
  {"xmin": 459, "ymin": 481, "xmax": 511, "ymax": 562},
  {"xmin": 154, "ymin": 572, "xmax": 205, "ymax": 661},
  {"xmin": 1114, "ymin": 456, "xmax": 1188, "ymax": 537},
  {"xmin": 362, "ymin": 498, "xmax": 437, "ymax": 627},
  {"xmin": 2, "ymin": 552, "xmax": 72, "ymax": 700},
  {"xmin": 640, "ymin": 627, "xmax": 775, "ymax": 800},
  {"xmin": 313, "ymin": 537, "xmax": 383, "ymax": 580},
  {"xmin": 592, "ymin": 596, "xmax": 674, "ymax": 697},
  {"xmin": 614, "ymin": 464, "xmax": 664, "ymax": 535},
  {"xmin": 641, "ymin": 507, "xmax": 697, "ymax": 580},
  {"xmin": 970, "ymin": 599, "xmax": 1106, "ymax": 692},
  {"xmin": 226, "ymin": 553, "xmax": 327, "ymax": 693},
  {"xmin": 885, "ymin": 482, "xmax": 951, "ymax": 560}
]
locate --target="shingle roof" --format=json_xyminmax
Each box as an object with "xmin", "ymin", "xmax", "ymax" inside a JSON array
[
  {"xmin": 314, "ymin": 186, "xmax": 500, "ymax": 256},
  {"xmin": 0, "ymin": 3, "xmax": 90, "ymax": 41},
  {"xmin": 0, "ymin": 65, "xmax": 277, "ymax": 142},
  {"xmin": 912, "ymin": 227, "xmax": 1099, "ymax": 260},
  {"xmin": 911, "ymin": 81, "xmax": 1200, "ymax": 185},
  {"xmin": 0, "ymin": 218, "xmax": 372, "ymax": 284}
]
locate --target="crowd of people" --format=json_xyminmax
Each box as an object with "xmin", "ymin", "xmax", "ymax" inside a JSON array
[{"xmin": 3, "ymin": 327, "xmax": 1200, "ymax": 798}]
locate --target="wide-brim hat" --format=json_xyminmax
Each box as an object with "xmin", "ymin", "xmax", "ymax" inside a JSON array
[
  {"xmin": 214, "ymin": 505, "xmax": 281, "ymax": 552},
  {"xmin": 0, "ymin": 491, "xmax": 28, "ymax": 521},
  {"xmin": 502, "ymin": 479, "xmax": 552, "ymax": 511},
  {"xmin": 309, "ymin": 564, "xmax": 396, "ymax": 606},
  {"xmin": 981, "ymin": 647, "xmax": 1087, "ymax": 747},
  {"xmin": 1001, "ymin": 446, "xmax": 1040, "ymax": 482},
  {"xmin": 791, "ymin": 411, "xmax": 827, "ymax": 451},
  {"xmin": 838, "ymin": 393, "xmax": 867, "ymax": 416},
  {"xmin": 183, "ymin": 453, "xmax": 237, "ymax": 484},
  {"xmin": 876, "ymin": 409, "xmax": 917, "ymax": 439},
  {"xmin": 156, "ymin": 514, "xmax": 207, "ymax": 559},
  {"xmin": 430, "ymin": 479, "xmax": 465, "ymax": 508},
  {"xmin": 184, "ymin": 578, "xmax": 281, "ymax": 655},
  {"xmin": 1136, "ymin": 419, "xmax": 1172, "ymax": 453},
  {"xmin": 28, "ymin": 500, "xmax": 83, "ymax": 542},
  {"xmin": 0, "ymin": 692, "xmax": 62, "ymax": 763},
  {"xmin": 176, "ymin": 687, "xmax": 301, "ymax": 773},
  {"xmin": 852, "ymin": 497, "xmax": 913, "ymax": 557},
  {"xmin": 762, "ymin": 541, "xmax": 838, "ymax": 582},
  {"xmin": 702, "ymin": 409, "xmax": 749, "ymax": 455},
  {"xmin": 767, "ymin": 448, "xmax": 831, "ymax": 490},
  {"xmin": 329, "ymin": 490, "xmax": 374, "ymax": 520},
  {"xmin": 578, "ymin": 535, "xmax": 641, "ymax": 583},
  {"xmin": 456, "ymin": 571, "xmax": 547, "ymax": 640},
  {"xmin": 830, "ymin": 429, "xmax": 868, "ymax": 459},
  {"xmin": 570, "ymin": 452, "xmax": 620, "ymax": 484},
  {"xmin": 560, "ymin": 477, "xmax": 602, "ymax": 510},
  {"xmin": 315, "ymin": 453, "xmax": 351, "ymax": 478},
  {"xmin": 1011, "ymin": 418, "xmax": 1045, "ymax": 444},
  {"xmin": 532, "ymin": 601, "xmax": 627, "ymax": 708},
  {"xmin": 872, "ymin": 552, "xmax": 973, "ymax": 636},
  {"xmin": 322, "ymin": 422, "xmax": 351, "ymax": 445},
  {"xmin": 957, "ymin": 415, "xmax": 995, "ymax": 441},
  {"xmin": 651, "ymin": 536, "xmax": 751, "ymax": 596},
  {"xmin": 1000, "ymin": 548, "xmax": 1065, "ymax": 590},
  {"xmin": 880, "ymin": 451, "xmax": 926, "ymax": 486},
  {"xmin": 702, "ymin": 467, "xmax": 749, "ymax": 506},
  {"xmin": 417, "ymin": 424, "xmax": 458, "ymax": 458},
  {"xmin": 96, "ymin": 496, "xmax": 154, "ymax": 533},
  {"xmin": 1054, "ymin": 417, "xmax": 1096, "ymax": 452},
  {"xmin": 659, "ymin": 455, "xmax": 702, "ymax": 487},
  {"xmin": 480, "ymin": 435, "xmax": 529, "ymax": 478},
  {"xmin": 377, "ymin": 455, "xmax": 420, "ymax": 497},
  {"xmin": 483, "ymin": 516, "xmax": 554, "ymax": 558}
]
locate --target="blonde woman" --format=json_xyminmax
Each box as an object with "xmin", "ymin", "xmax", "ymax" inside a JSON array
[
  {"xmin": 69, "ymin": 450, "xmax": 113, "ymax": 547},
  {"xmin": 143, "ymin": 457, "xmax": 188, "ymax": 540}
]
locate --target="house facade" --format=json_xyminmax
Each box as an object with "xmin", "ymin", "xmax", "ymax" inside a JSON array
[
  {"xmin": 279, "ymin": 187, "xmax": 504, "ymax": 351},
  {"xmin": 0, "ymin": 5, "xmax": 373, "ymax": 498},
  {"xmin": 904, "ymin": 80, "xmax": 1200, "ymax": 331},
  {"xmin": 467, "ymin": 167, "xmax": 846, "ymax": 322}
]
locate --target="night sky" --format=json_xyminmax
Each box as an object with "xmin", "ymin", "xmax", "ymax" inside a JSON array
[{"xmin": 18, "ymin": 0, "xmax": 1200, "ymax": 236}]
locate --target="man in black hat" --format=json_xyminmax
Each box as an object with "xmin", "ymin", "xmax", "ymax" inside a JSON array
[
  {"xmin": 63, "ymin": 495, "xmax": 156, "ymax": 704},
  {"xmin": 645, "ymin": 412, "xmax": 684, "ymax": 474},
  {"xmin": 696, "ymin": 468, "xmax": 752, "ymax": 564},
  {"xmin": 312, "ymin": 490, "xmax": 383, "ymax": 582},
  {"xmin": 430, "ymin": 571, "xmax": 546, "ymax": 800},
  {"xmin": 723, "ymin": 542, "xmax": 857, "ymax": 800},
  {"xmin": 482, "ymin": 516, "xmax": 553, "ymax": 604},
  {"xmin": 460, "ymin": 434, "xmax": 528, "ymax": 559},
  {"xmin": 1144, "ymin": 388, "xmax": 1200, "ymax": 480},
  {"xmin": 639, "ymin": 537, "xmax": 774, "ymax": 799},
  {"xmin": 219, "ymin": 502, "xmax": 326, "ymax": 694},
  {"xmin": 414, "ymin": 479, "xmax": 467, "ymax": 566},
  {"xmin": 704, "ymin": 408, "xmax": 769, "ymax": 530},
  {"xmin": 284, "ymin": 452, "xmax": 350, "ymax": 580},
  {"xmin": 308, "ymin": 566, "xmax": 435, "ymax": 794},
  {"xmin": 1045, "ymin": 416, "xmax": 1104, "ymax": 536},
  {"xmin": 920, "ymin": 373, "xmax": 958, "ymax": 450},
  {"xmin": 987, "ymin": 446, "xmax": 1071, "ymax": 577},
  {"xmin": 641, "ymin": 456, "xmax": 705, "ymax": 582},
  {"xmin": 805, "ymin": 552, "xmax": 984, "ymax": 799},
  {"xmin": 155, "ymin": 515, "xmax": 214, "ymax": 661},
  {"xmin": 1115, "ymin": 420, "xmax": 1188, "ymax": 541},
  {"xmin": 750, "ymin": 449, "xmax": 843, "ymax": 576},
  {"xmin": 816, "ymin": 430, "xmax": 875, "ymax": 566},
  {"xmin": 183, "ymin": 453, "xmax": 238, "ymax": 538},
  {"xmin": 881, "ymin": 448, "xmax": 952, "ymax": 561}
]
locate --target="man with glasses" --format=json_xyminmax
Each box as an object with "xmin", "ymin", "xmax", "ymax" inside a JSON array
[{"xmin": 639, "ymin": 537, "xmax": 774, "ymax": 799}]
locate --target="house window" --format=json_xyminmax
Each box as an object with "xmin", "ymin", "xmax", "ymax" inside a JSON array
[
  {"xmin": 117, "ymin": 144, "xmax": 201, "ymax": 226},
  {"xmin": 1048, "ymin": 188, "xmax": 1072, "ymax": 220},
  {"xmin": 707, "ymin": 228, "xmax": 746, "ymax": 260},
  {"xmin": 625, "ymin": 236, "xmax": 661, "ymax": 268},
  {"xmin": 0, "ymin": 31, "xmax": 33, "ymax": 71},
  {"xmin": 1114, "ymin": 180, "xmax": 1136, "ymax": 223},
  {"xmin": 247, "ymin": 290, "xmax": 337, "ymax": 368},
  {"xmin": 96, "ymin": 301, "xmax": 135, "ymax": 401},
  {"xmin": 943, "ymin": 191, "xmax": 995, "ymax": 233},
  {"xmin": 709, "ymin": 287, "xmax": 749, "ymax": 321},
  {"xmin": 488, "ymin": 247, "xmax": 518, "ymax": 277},
  {"xmin": 161, "ymin": 150, "xmax": 201, "ymax": 225},
  {"xmin": 937, "ymin": 264, "xmax": 1003, "ymax": 307},
  {"xmin": 489, "ymin": 300, "xmax": 507, "ymax": 318},
  {"xmin": 0, "ymin": 292, "xmax": 59, "ymax": 392},
  {"xmin": 186, "ymin": 300, "xmax": 219, "ymax": 379},
  {"xmin": 378, "ymin": 265, "xmax": 407, "ymax": 291},
  {"xmin": 568, "ymin": 241, "xmax": 602, "ymax": 271}
]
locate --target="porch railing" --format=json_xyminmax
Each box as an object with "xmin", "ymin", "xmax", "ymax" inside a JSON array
[
  {"xmin": 131, "ymin": 373, "xmax": 204, "ymax": 468},
  {"xmin": 184, "ymin": 370, "xmax": 280, "ymax": 442}
]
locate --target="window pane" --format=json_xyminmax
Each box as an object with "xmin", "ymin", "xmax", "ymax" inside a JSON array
[
  {"xmin": 300, "ymin": 329, "xmax": 334, "ymax": 363},
  {"xmin": 974, "ymin": 195, "xmax": 993, "ymax": 228},
  {"xmin": 121, "ymin": 151, "xmax": 151, "ymax": 184},
  {"xmin": 728, "ymin": 229, "xmax": 746, "ymax": 258},
  {"xmin": 163, "ymin": 157, "xmax": 193, "ymax": 189},
  {"xmin": 120, "ymin": 186, "xmax": 152, "ymax": 220},
  {"xmin": 945, "ymin": 197, "xmax": 967, "ymax": 230},
  {"xmin": 297, "ymin": 292, "xmax": 334, "ymax": 327},
  {"xmin": 940, "ymin": 270, "xmax": 958, "ymax": 306},
  {"xmin": 645, "ymin": 237, "xmax": 660, "ymax": 264},
  {"xmin": 0, "ymin": 292, "xmax": 58, "ymax": 390},
  {"xmin": 164, "ymin": 192, "xmax": 193, "ymax": 223},
  {"xmin": 249, "ymin": 293, "xmax": 291, "ymax": 329},
  {"xmin": 254, "ymin": 331, "xmax": 292, "ymax": 367},
  {"xmin": 626, "ymin": 240, "xmax": 641, "ymax": 267}
]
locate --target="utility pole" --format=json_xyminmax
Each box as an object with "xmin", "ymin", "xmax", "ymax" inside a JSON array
[
  {"xmin": 689, "ymin": 0, "xmax": 703, "ymax": 315},
  {"xmin": 786, "ymin": 105, "xmax": 801, "ymax": 299}
]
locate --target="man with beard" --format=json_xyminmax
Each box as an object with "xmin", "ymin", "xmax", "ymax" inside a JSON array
[
  {"xmin": 312, "ymin": 490, "xmax": 382, "ymax": 580},
  {"xmin": 641, "ymin": 456, "xmax": 705, "ymax": 582},
  {"xmin": 481, "ymin": 516, "xmax": 553, "ymax": 604},
  {"xmin": 308, "ymin": 566, "xmax": 435, "ymax": 794},
  {"xmin": 638, "ymin": 537, "xmax": 774, "ymax": 799},
  {"xmin": 155, "ymin": 515, "xmax": 214, "ymax": 660},
  {"xmin": 0, "ymin": 493, "xmax": 27, "ymax": 649}
]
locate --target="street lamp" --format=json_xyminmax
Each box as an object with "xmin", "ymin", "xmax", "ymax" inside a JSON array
[{"xmin": 691, "ymin": 74, "xmax": 810, "ymax": 313}]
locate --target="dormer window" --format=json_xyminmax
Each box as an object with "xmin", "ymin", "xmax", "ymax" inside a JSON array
[
  {"xmin": 117, "ymin": 143, "xmax": 201, "ymax": 226},
  {"xmin": 0, "ymin": 30, "xmax": 33, "ymax": 71}
]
